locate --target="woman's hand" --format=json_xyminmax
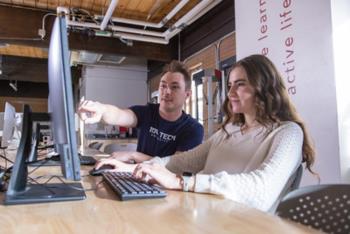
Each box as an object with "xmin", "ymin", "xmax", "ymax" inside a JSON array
[
  {"xmin": 95, "ymin": 158, "xmax": 135, "ymax": 172},
  {"xmin": 132, "ymin": 163, "xmax": 182, "ymax": 190}
]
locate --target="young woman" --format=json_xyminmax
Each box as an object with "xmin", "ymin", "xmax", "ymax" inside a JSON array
[{"xmin": 99, "ymin": 54, "xmax": 316, "ymax": 212}]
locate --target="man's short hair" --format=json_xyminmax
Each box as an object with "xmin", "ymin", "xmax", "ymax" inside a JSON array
[{"xmin": 161, "ymin": 60, "xmax": 191, "ymax": 90}]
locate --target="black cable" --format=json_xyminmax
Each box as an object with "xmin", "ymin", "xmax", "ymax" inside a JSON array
[
  {"xmin": 27, "ymin": 157, "xmax": 59, "ymax": 174},
  {"xmin": 0, "ymin": 149, "xmax": 14, "ymax": 167}
]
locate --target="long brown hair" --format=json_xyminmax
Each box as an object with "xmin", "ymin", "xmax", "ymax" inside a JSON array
[{"xmin": 222, "ymin": 54, "xmax": 316, "ymax": 174}]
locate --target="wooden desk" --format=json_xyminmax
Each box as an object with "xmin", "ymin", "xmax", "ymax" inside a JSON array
[{"xmin": 0, "ymin": 155, "xmax": 321, "ymax": 233}]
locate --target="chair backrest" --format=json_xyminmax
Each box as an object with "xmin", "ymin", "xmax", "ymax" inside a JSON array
[
  {"xmin": 269, "ymin": 164, "xmax": 303, "ymax": 213},
  {"xmin": 276, "ymin": 184, "xmax": 350, "ymax": 234},
  {"xmin": 289, "ymin": 163, "xmax": 303, "ymax": 192},
  {"xmin": 103, "ymin": 143, "xmax": 137, "ymax": 154}
]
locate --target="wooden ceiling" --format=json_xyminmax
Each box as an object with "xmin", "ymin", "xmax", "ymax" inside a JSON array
[
  {"xmin": 0, "ymin": 44, "xmax": 48, "ymax": 59},
  {"xmin": 0, "ymin": 0, "xmax": 201, "ymax": 60},
  {"xmin": 0, "ymin": 0, "xmax": 234, "ymax": 100},
  {"xmin": 0, "ymin": 0, "xmax": 230, "ymax": 90},
  {"xmin": 0, "ymin": 0, "xmax": 199, "ymax": 23}
]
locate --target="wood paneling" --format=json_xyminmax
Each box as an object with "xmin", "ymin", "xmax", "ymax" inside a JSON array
[
  {"xmin": 185, "ymin": 46, "xmax": 216, "ymax": 71},
  {"xmin": 0, "ymin": 5, "xmax": 175, "ymax": 62},
  {"xmin": 179, "ymin": 0, "xmax": 235, "ymax": 60},
  {"xmin": 0, "ymin": 44, "xmax": 48, "ymax": 59},
  {"xmin": 0, "ymin": 96, "xmax": 47, "ymax": 112},
  {"xmin": 0, "ymin": 0, "xmax": 204, "ymax": 63},
  {"xmin": 219, "ymin": 33, "xmax": 235, "ymax": 61}
]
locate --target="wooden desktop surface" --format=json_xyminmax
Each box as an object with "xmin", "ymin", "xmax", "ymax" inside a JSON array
[{"xmin": 0, "ymin": 154, "xmax": 321, "ymax": 234}]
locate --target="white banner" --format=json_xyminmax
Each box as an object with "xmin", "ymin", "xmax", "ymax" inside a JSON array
[{"xmin": 235, "ymin": 0, "xmax": 340, "ymax": 185}]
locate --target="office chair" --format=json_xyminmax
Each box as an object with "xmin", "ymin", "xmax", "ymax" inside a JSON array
[
  {"xmin": 270, "ymin": 164, "xmax": 303, "ymax": 213},
  {"xmin": 276, "ymin": 184, "xmax": 350, "ymax": 234},
  {"xmin": 104, "ymin": 143, "xmax": 137, "ymax": 154},
  {"xmin": 289, "ymin": 163, "xmax": 303, "ymax": 191}
]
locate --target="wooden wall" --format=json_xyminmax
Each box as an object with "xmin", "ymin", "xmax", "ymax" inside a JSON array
[
  {"xmin": 149, "ymin": 33, "xmax": 235, "ymax": 92},
  {"xmin": 0, "ymin": 97, "xmax": 47, "ymax": 112}
]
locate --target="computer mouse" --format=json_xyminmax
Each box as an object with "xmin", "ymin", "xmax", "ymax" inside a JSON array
[
  {"xmin": 89, "ymin": 164, "xmax": 114, "ymax": 176},
  {"xmin": 88, "ymin": 141, "xmax": 103, "ymax": 150}
]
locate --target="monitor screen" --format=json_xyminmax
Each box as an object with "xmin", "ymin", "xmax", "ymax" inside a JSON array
[
  {"xmin": 48, "ymin": 14, "xmax": 81, "ymax": 181},
  {"xmin": 1, "ymin": 102, "xmax": 16, "ymax": 148}
]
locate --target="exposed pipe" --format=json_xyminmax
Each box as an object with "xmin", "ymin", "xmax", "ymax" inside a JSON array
[
  {"xmin": 95, "ymin": 0, "xmax": 190, "ymax": 29},
  {"xmin": 59, "ymin": 0, "xmax": 222, "ymax": 44},
  {"xmin": 172, "ymin": 0, "xmax": 212, "ymax": 29},
  {"xmin": 100, "ymin": 0, "xmax": 119, "ymax": 31},
  {"xmin": 187, "ymin": 0, "xmax": 221, "ymax": 26},
  {"xmin": 165, "ymin": 0, "xmax": 222, "ymax": 40},
  {"xmin": 161, "ymin": 0, "xmax": 190, "ymax": 25},
  {"xmin": 57, "ymin": 6, "xmax": 69, "ymax": 15},
  {"xmin": 112, "ymin": 32, "xmax": 168, "ymax": 44},
  {"xmin": 57, "ymin": 6, "xmax": 70, "ymax": 24},
  {"xmin": 104, "ymin": 16, "xmax": 160, "ymax": 28},
  {"xmin": 67, "ymin": 20, "xmax": 167, "ymax": 44},
  {"xmin": 68, "ymin": 20, "xmax": 164, "ymax": 37}
]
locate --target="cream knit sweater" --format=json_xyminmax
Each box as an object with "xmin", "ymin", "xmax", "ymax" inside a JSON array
[{"xmin": 150, "ymin": 121, "xmax": 303, "ymax": 212}]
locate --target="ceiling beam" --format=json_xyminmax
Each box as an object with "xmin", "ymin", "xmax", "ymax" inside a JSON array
[{"xmin": 0, "ymin": 5, "xmax": 174, "ymax": 62}]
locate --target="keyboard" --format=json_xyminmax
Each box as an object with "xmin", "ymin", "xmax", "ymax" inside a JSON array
[{"xmin": 102, "ymin": 172, "xmax": 167, "ymax": 201}]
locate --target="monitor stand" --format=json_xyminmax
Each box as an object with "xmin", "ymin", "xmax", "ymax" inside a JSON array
[
  {"xmin": 4, "ymin": 182, "xmax": 86, "ymax": 205},
  {"xmin": 5, "ymin": 104, "xmax": 86, "ymax": 206},
  {"xmin": 28, "ymin": 155, "xmax": 61, "ymax": 167}
]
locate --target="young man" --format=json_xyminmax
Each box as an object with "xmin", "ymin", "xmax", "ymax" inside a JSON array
[{"xmin": 79, "ymin": 60, "xmax": 203, "ymax": 163}]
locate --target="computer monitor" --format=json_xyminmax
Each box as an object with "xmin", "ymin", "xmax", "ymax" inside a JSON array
[
  {"xmin": 5, "ymin": 104, "xmax": 32, "ymax": 199},
  {"xmin": 4, "ymin": 105, "xmax": 86, "ymax": 205},
  {"xmin": 4, "ymin": 14, "xmax": 86, "ymax": 205},
  {"xmin": 47, "ymin": 14, "xmax": 81, "ymax": 181},
  {"xmin": 1, "ymin": 102, "xmax": 16, "ymax": 148}
]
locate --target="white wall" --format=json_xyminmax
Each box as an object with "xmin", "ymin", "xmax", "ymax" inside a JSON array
[
  {"xmin": 81, "ymin": 64, "xmax": 148, "ymax": 108},
  {"xmin": 331, "ymin": 0, "xmax": 350, "ymax": 183},
  {"xmin": 235, "ymin": 0, "xmax": 341, "ymax": 185}
]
